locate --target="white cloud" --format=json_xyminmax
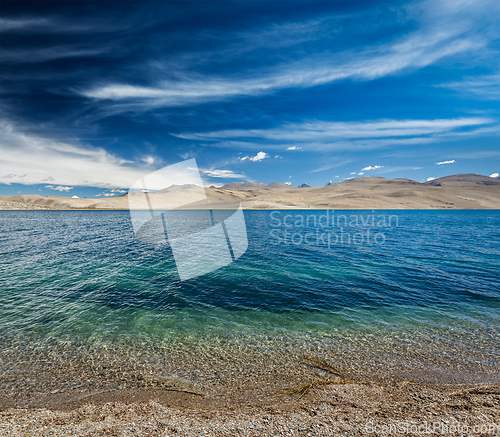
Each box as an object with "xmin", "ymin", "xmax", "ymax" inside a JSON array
[
  {"xmin": 361, "ymin": 165, "xmax": 384, "ymax": 171},
  {"xmin": 0, "ymin": 17, "xmax": 126, "ymax": 34},
  {"xmin": 350, "ymin": 172, "xmax": 356, "ymax": 175},
  {"xmin": 0, "ymin": 17, "xmax": 52, "ymax": 31},
  {"xmin": 71, "ymin": 195, "xmax": 79, "ymax": 198},
  {"xmin": 438, "ymin": 74, "xmax": 500, "ymax": 100},
  {"xmin": 490, "ymin": 172, "xmax": 500, "ymax": 178},
  {"xmin": 1, "ymin": 45, "xmax": 111, "ymax": 64},
  {"xmin": 176, "ymin": 117, "xmax": 495, "ymax": 151},
  {"xmin": 201, "ymin": 169, "xmax": 247, "ymax": 179},
  {"xmin": 0, "ymin": 121, "xmax": 154, "ymax": 188},
  {"xmin": 103, "ymin": 193, "xmax": 116, "ymax": 197},
  {"xmin": 436, "ymin": 159, "xmax": 456, "ymax": 165},
  {"xmin": 240, "ymin": 151, "xmax": 269, "ymax": 162},
  {"xmin": 427, "ymin": 176, "xmax": 436, "ymax": 181},
  {"xmin": 45, "ymin": 185, "xmax": 74, "ymax": 192},
  {"xmin": 82, "ymin": 6, "xmax": 490, "ymax": 111},
  {"xmin": 358, "ymin": 172, "xmax": 365, "ymax": 175},
  {"xmin": 372, "ymin": 166, "xmax": 423, "ymax": 174},
  {"xmin": 310, "ymin": 159, "xmax": 350, "ymax": 173}
]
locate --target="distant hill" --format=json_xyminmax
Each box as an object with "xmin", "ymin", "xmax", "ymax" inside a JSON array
[
  {"xmin": 1, "ymin": 174, "xmax": 500, "ymax": 210},
  {"xmin": 426, "ymin": 173, "xmax": 500, "ymax": 187},
  {"xmin": 220, "ymin": 182, "xmax": 294, "ymax": 191},
  {"xmin": 338, "ymin": 177, "xmax": 422, "ymax": 186},
  {"xmin": 340, "ymin": 177, "xmax": 388, "ymax": 184},
  {"xmin": 266, "ymin": 182, "xmax": 295, "ymax": 189},
  {"xmin": 155, "ymin": 184, "xmax": 201, "ymax": 194},
  {"xmin": 220, "ymin": 182, "xmax": 269, "ymax": 191}
]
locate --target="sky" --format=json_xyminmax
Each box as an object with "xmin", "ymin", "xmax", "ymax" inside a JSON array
[{"xmin": 1, "ymin": 0, "xmax": 499, "ymax": 198}]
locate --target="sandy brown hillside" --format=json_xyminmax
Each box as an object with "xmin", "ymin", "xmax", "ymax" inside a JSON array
[{"xmin": 1, "ymin": 174, "xmax": 500, "ymax": 210}]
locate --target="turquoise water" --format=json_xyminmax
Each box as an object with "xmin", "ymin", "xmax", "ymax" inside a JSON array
[{"xmin": 1, "ymin": 210, "xmax": 499, "ymax": 404}]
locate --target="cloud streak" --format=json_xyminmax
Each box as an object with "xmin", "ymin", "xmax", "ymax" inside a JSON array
[
  {"xmin": 201, "ymin": 169, "xmax": 247, "ymax": 179},
  {"xmin": 0, "ymin": 121, "xmax": 152, "ymax": 188},
  {"xmin": 1, "ymin": 45, "xmax": 113, "ymax": 63},
  {"xmin": 82, "ymin": 31, "xmax": 481, "ymax": 108},
  {"xmin": 80, "ymin": 0, "xmax": 496, "ymax": 111},
  {"xmin": 174, "ymin": 117, "xmax": 495, "ymax": 151},
  {"xmin": 438, "ymin": 74, "xmax": 500, "ymax": 100}
]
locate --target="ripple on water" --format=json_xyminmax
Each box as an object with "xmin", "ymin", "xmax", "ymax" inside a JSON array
[{"xmin": 0, "ymin": 210, "xmax": 499, "ymax": 406}]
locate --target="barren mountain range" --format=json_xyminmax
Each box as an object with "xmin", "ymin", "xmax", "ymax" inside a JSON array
[{"xmin": 1, "ymin": 174, "xmax": 499, "ymax": 210}]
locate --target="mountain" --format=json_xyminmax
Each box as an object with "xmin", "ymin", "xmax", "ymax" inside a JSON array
[
  {"xmin": 155, "ymin": 184, "xmax": 201, "ymax": 194},
  {"xmin": 326, "ymin": 181, "xmax": 334, "ymax": 186},
  {"xmin": 266, "ymin": 182, "xmax": 295, "ymax": 189},
  {"xmin": 220, "ymin": 182, "xmax": 294, "ymax": 191},
  {"xmin": 220, "ymin": 182, "xmax": 268, "ymax": 191},
  {"xmin": 2, "ymin": 174, "xmax": 500, "ymax": 210},
  {"xmin": 336, "ymin": 176, "xmax": 423, "ymax": 187},
  {"xmin": 426, "ymin": 173, "xmax": 500, "ymax": 187}
]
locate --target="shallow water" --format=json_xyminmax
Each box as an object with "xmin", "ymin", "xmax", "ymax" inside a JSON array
[{"xmin": 1, "ymin": 210, "xmax": 499, "ymax": 406}]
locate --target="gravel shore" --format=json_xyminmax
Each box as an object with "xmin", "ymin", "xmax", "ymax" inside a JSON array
[{"xmin": 1, "ymin": 382, "xmax": 499, "ymax": 436}]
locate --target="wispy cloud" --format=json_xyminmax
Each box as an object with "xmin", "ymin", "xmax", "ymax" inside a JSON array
[
  {"xmin": 0, "ymin": 121, "xmax": 151, "ymax": 188},
  {"xmin": 0, "ymin": 17, "xmax": 51, "ymax": 31},
  {"xmin": 309, "ymin": 159, "xmax": 350, "ymax": 173},
  {"xmin": 175, "ymin": 117, "xmax": 495, "ymax": 151},
  {"xmin": 372, "ymin": 166, "xmax": 422, "ymax": 174},
  {"xmin": 438, "ymin": 74, "xmax": 500, "ymax": 99},
  {"xmin": 142, "ymin": 156, "xmax": 163, "ymax": 166},
  {"xmin": 82, "ymin": 30, "xmax": 482, "ymax": 108},
  {"xmin": 201, "ymin": 169, "xmax": 247, "ymax": 179},
  {"xmin": 1, "ymin": 46, "xmax": 113, "ymax": 64},
  {"xmin": 436, "ymin": 159, "xmax": 456, "ymax": 165},
  {"xmin": 0, "ymin": 16, "xmax": 132, "ymax": 34},
  {"xmin": 79, "ymin": 0, "xmax": 497, "ymax": 111}
]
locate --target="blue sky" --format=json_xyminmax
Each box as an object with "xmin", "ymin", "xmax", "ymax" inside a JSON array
[{"xmin": 1, "ymin": 0, "xmax": 499, "ymax": 197}]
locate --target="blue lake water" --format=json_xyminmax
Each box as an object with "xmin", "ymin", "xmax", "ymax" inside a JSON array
[{"xmin": 1, "ymin": 210, "xmax": 499, "ymax": 404}]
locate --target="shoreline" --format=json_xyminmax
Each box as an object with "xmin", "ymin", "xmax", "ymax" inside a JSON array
[
  {"xmin": 1, "ymin": 381, "xmax": 499, "ymax": 436},
  {"xmin": 1, "ymin": 203, "xmax": 500, "ymax": 211},
  {"xmin": 2, "ymin": 174, "xmax": 500, "ymax": 210}
]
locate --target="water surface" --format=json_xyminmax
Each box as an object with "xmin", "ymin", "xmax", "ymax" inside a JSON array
[{"xmin": 1, "ymin": 210, "xmax": 499, "ymax": 407}]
